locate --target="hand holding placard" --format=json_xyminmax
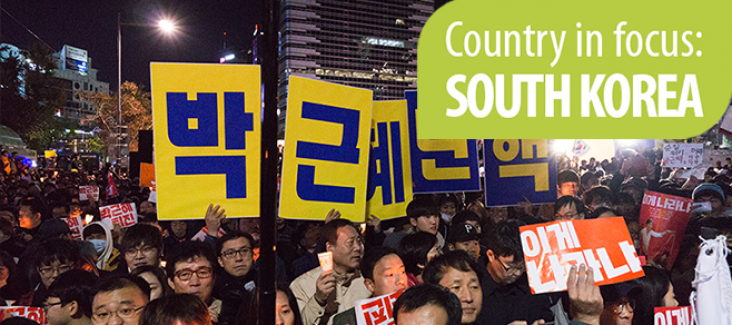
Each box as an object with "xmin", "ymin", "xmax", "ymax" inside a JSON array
[
  {"xmin": 567, "ymin": 264, "xmax": 603, "ymax": 325},
  {"xmin": 314, "ymin": 270, "xmax": 336, "ymax": 305}
]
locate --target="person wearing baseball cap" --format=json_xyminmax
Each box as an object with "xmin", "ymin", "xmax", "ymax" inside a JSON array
[
  {"xmin": 446, "ymin": 223, "xmax": 481, "ymax": 263},
  {"xmin": 692, "ymin": 183, "xmax": 726, "ymax": 217}
]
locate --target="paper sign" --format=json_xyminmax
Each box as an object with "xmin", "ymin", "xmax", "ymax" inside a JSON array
[
  {"xmin": 405, "ymin": 91, "xmax": 481, "ymax": 194},
  {"xmin": 520, "ymin": 217, "xmax": 644, "ymax": 294},
  {"xmin": 663, "ymin": 143, "xmax": 703, "ymax": 168},
  {"xmin": 62, "ymin": 216, "xmax": 83, "ymax": 240},
  {"xmin": 654, "ymin": 306, "xmax": 691, "ymax": 325},
  {"xmin": 366, "ymin": 100, "xmax": 413, "ymax": 220},
  {"xmin": 148, "ymin": 181, "xmax": 157, "ymax": 203},
  {"xmin": 79, "ymin": 186, "xmax": 99, "ymax": 202},
  {"xmin": 191, "ymin": 226, "xmax": 226, "ymax": 242},
  {"xmin": 100, "ymin": 203, "xmax": 138, "ymax": 229},
  {"xmin": 0, "ymin": 307, "xmax": 47, "ymax": 324},
  {"xmin": 279, "ymin": 76, "xmax": 373, "ymax": 221},
  {"xmin": 151, "ymin": 63, "xmax": 261, "ymax": 220},
  {"xmin": 674, "ymin": 167, "xmax": 705, "ymax": 180},
  {"xmin": 484, "ymin": 139, "xmax": 557, "ymax": 207},
  {"xmin": 639, "ymin": 191, "xmax": 692, "ymax": 269},
  {"xmin": 355, "ymin": 290, "xmax": 403, "ymax": 325},
  {"xmin": 140, "ymin": 163, "xmax": 155, "ymax": 187}
]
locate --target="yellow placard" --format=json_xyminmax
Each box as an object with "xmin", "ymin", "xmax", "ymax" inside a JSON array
[
  {"xmin": 279, "ymin": 76, "xmax": 373, "ymax": 221},
  {"xmin": 45, "ymin": 150, "xmax": 57, "ymax": 158},
  {"xmin": 151, "ymin": 63, "xmax": 261, "ymax": 220},
  {"xmin": 366, "ymin": 100, "xmax": 413, "ymax": 220}
]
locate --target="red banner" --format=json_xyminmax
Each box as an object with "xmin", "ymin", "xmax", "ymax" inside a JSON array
[
  {"xmin": 100, "ymin": 203, "xmax": 138, "ymax": 228},
  {"xmin": 62, "ymin": 216, "xmax": 83, "ymax": 240},
  {"xmin": 355, "ymin": 290, "xmax": 403, "ymax": 325},
  {"xmin": 106, "ymin": 172, "xmax": 118, "ymax": 199},
  {"xmin": 639, "ymin": 191, "xmax": 692, "ymax": 269},
  {"xmin": 654, "ymin": 306, "xmax": 691, "ymax": 325},
  {"xmin": 520, "ymin": 217, "xmax": 644, "ymax": 294},
  {"xmin": 0, "ymin": 307, "xmax": 47, "ymax": 324}
]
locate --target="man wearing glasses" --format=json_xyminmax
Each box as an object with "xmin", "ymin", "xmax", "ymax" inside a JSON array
[
  {"xmin": 119, "ymin": 224, "xmax": 163, "ymax": 275},
  {"xmin": 166, "ymin": 240, "xmax": 220, "ymax": 324},
  {"xmin": 213, "ymin": 231, "xmax": 257, "ymax": 325},
  {"xmin": 91, "ymin": 277, "xmax": 150, "ymax": 325},
  {"xmin": 44, "ymin": 270, "xmax": 98, "ymax": 325},
  {"xmin": 478, "ymin": 220, "xmax": 553, "ymax": 325}
]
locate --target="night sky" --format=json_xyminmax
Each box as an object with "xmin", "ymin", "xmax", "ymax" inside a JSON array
[{"xmin": 1, "ymin": 0, "xmax": 261, "ymax": 89}]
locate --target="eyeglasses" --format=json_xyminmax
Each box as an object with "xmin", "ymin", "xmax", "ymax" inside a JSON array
[
  {"xmin": 174, "ymin": 266, "xmax": 213, "ymax": 282},
  {"xmin": 42, "ymin": 301, "xmax": 64, "ymax": 311},
  {"xmin": 39, "ymin": 264, "xmax": 72, "ymax": 278},
  {"xmin": 555, "ymin": 212, "xmax": 580, "ymax": 220},
  {"xmin": 613, "ymin": 300, "xmax": 635, "ymax": 314},
  {"xmin": 497, "ymin": 258, "xmax": 525, "ymax": 275},
  {"xmin": 221, "ymin": 246, "xmax": 253, "ymax": 259},
  {"xmin": 92, "ymin": 305, "xmax": 145, "ymax": 323},
  {"xmin": 125, "ymin": 245, "xmax": 156, "ymax": 256}
]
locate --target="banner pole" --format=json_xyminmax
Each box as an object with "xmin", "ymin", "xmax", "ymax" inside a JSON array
[{"xmin": 258, "ymin": 0, "xmax": 279, "ymax": 323}]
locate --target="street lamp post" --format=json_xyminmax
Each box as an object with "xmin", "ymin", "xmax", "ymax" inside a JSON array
[{"xmin": 116, "ymin": 14, "xmax": 176, "ymax": 169}]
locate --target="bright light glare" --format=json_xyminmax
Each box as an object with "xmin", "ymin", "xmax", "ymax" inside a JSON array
[
  {"xmin": 158, "ymin": 20, "xmax": 176, "ymax": 33},
  {"xmin": 553, "ymin": 139, "xmax": 573, "ymax": 155}
]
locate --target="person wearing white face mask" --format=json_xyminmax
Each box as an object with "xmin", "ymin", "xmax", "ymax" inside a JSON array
[{"xmin": 83, "ymin": 222, "xmax": 121, "ymax": 272}]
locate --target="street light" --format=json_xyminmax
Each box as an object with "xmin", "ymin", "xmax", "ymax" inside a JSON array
[{"xmin": 117, "ymin": 14, "xmax": 177, "ymax": 168}]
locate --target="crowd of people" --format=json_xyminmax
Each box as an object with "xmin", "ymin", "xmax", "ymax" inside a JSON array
[{"xmin": 0, "ymin": 145, "xmax": 729, "ymax": 325}]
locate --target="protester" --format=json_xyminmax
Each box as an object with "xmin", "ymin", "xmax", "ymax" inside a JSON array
[
  {"xmin": 165, "ymin": 240, "xmax": 220, "ymax": 324},
  {"xmin": 290, "ymin": 219, "xmax": 370, "ymax": 325},
  {"xmin": 120, "ymin": 224, "xmax": 163, "ymax": 274},
  {"xmin": 213, "ymin": 231, "xmax": 257, "ymax": 325},
  {"xmin": 393, "ymin": 284, "xmax": 462, "ymax": 325},
  {"xmin": 138, "ymin": 293, "xmax": 212, "ymax": 325},
  {"xmin": 83, "ymin": 222, "xmax": 120, "ymax": 271},
  {"xmin": 130, "ymin": 265, "xmax": 172, "ymax": 301},
  {"xmin": 423, "ymin": 251, "xmax": 482, "ymax": 325},
  {"xmin": 628, "ymin": 266, "xmax": 678, "ymax": 325},
  {"xmin": 44, "ymin": 270, "xmax": 98, "ymax": 325},
  {"xmin": 554, "ymin": 195, "xmax": 587, "ymax": 220},
  {"xmin": 558, "ymin": 169, "xmax": 581, "ymax": 197},
  {"xmin": 398, "ymin": 232, "xmax": 440, "ymax": 286},
  {"xmin": 91, "ymin": 277, "xmax": 150, "ymax": 325},
  {"xmin": 446, "ymin": 223, "xmax": 481, "ymax": 263}
]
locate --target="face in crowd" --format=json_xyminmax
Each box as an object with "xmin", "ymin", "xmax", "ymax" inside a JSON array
[
  {"xmin": 170, "ymin": 221, "xmax": 187, "ymax": 239},
  {"xmin": 169, "ymin": 255, "xmax": 215, "ymax": 304},
  {"xmin": 438, "ymin": 266, "xmax": 482, "ymax": 324},
  {"xmin": 19, "ymin": 204, "xmax": 42, "ymax": 229},
  {"xmin": 328, "ymin": 225, "xmax": 364, "ymax": 274},
  {"xmin": 218, "ymin": 236, "xmax": 254, "ymax": 278},
  {"xmin": 411, "ymin": 215, "xmax": 439, "ymax": 235},
  {"xmin": 486, "ymin": 251, "xmax": 525, "ymax": 286},
  {"xmin": 555, "ymin": 202, "xmax": 584, "ymax": 220},
  {"xmin": 365, "ymin": 253, "xmax": 408, "ymax": 297},
  {"xmin": 124, "ymin": 243, "xmax": 160, "ymax": 273},
  {"xmin": 440, "ymin": 201, "xmax": 456, "ymax": 217},
  {"xmin": 91, "ymin": 285, "xmax": 149, "ymax": 325},
  {"xmin": 276, "ymin": 290, "xmax": 296, "ymax": 325},
  {"xmin": 39, "ymin": 260, "xmax": 73, "ymax": 289},
  {"xmin": 559, "ymin": 181, "xmax": 579, "ymax": 197}
]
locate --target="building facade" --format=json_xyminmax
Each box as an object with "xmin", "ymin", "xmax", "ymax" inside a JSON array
[
  {"xmin": 278, "ymin": 0, "xmax": 434, "ymax": 133},
  {"xmin": 54, "ymin": 45, "xmax": 110, "ymax": 121}
]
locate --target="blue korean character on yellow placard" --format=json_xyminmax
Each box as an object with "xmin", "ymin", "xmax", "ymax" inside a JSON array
[
  {"xmin": 366, "ymin": 100, "xmax": 413, "ymax": 220},
  {"xmin": 280, "ymin": 77, "xmax": 373, "ymax": 221},
  {"xmin": 405, "ymin": 91, "xmax": 481, "ymax": 194},
  {"xmin": 483, "ymin": 139, "xmax": 557, "ymax": 207},
  {"xmin": 151, "ymin": 63, "xmax": 261, "ymax": 220}
]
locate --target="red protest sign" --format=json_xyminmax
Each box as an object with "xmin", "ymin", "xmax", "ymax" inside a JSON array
[
  {"xmin": 654, "ymin": 306, "xmax": 691, "ymax": 325},
  {"xmin": 355, "ymin": 290, "xmax": 403, "ymax": 325},
  {"xmin": 520, "ymin": 217, "xmax": 644, "ymax": 294},
  {"xmin": 62, "ymin": 216, "xmax": 83, "ymax": 240},
  {"xmin": 79, "ymin": 186, "xmax": 99, "ymax": 202},
  {"xmin": 100, "ymin": 203, "xmax": 138, "ymax": 229},
  {"xmin": 639, "ymin": 191, "xmax": 692, "ymax": 269},
  {"xmin": 0, "ymin": 307, "xmax": 48, "ymax": 324}
]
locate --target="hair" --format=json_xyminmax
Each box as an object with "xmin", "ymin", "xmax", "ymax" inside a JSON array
[
  {"xmin": 393, "ymin": 284, "xmax": 461, "ymax": 325},
  {"xmin": 82, "ymin": 223, "xmax": 105, "ymax": 238},
  {"xmin": 398, "ymin": 232, "xmax": 438, "ymax": 276},
  {"xmin": 423, "ymin": 250, "xmax": 481, "ymax": 286},
  {"xmin": 588, "ymin": 207, "xmax": 620, "ymax": 219},
  {"xmin": 582, "ymin": 185, "xmax": 614, "ymax": 207},
  {"xmin": 406, "ymin": 197, "xmax": 440, "ymax": 222},
  {"xmin": 92, "ymin": 276, "xmax": 151, "ymax": 304},
  {"xmin": 581, "ymin": 171, "xmax": 601, "ymax": 185},
  {"xmin": 451, "ymin": 210, "xmax": 480, "ymax": 226},
  {"xmin": 613, "ymin": 192, "xmax": 636, "ymax": 207},
  {"xmin": 0, "ymin": 251, "xmax": 15, "ymax": 281},
  {"xmin": 35, "ymin": 238, "xmax": 80, "ymax": 268},
  {"xmin": 0, "ymin": 217, "xmax": 13, "ymax": 238},
  {"xmin": 554, "ymin": 195, "xmax": 587, "ymax": 216},
  {"xmin": 360, "ymin": 246, "xmax": 400, "ymax": 281},
  {"xmin": 165, "ymin": 240, "xmax": 217, "ymax": 279},
  {"xmin": 629, "ymin": 266, "xmax": 672, "ymax": 325},
  {"xmin": 321, "ymin": 219, "xmax": 358, "ymax": 246},
  {"xmin": 557, "ymin": 169, "xmax": 580, "ymax": 186},
  {"xmin": 120, "ymin": 224, "xmax": 163, "ymax": 255},
  {"xmin": 0, "ymin": 318, "xmax": 41, "ymax": 325},
  {"xmin": 243, "ymin": 284, "xmax": 303, "ymax": 325},
  {"xmin": 438, "ymin": 195, "xmax": 459, "ymax": 208},
  {"xmin": 47, "ymin": 269, "xmax": 98, "ymax": 318},
  {"xmin": 139, "ymin": 294, "xmax": 211, "ymax": 325},
  {"xmin": 130, "ymin": 265, "xmax": 174, "ymax": 298},
  {"xmin": 216, "ymin": 231, "xmax": 255, "ymax": 256},
  {"xmin": 20, "ymin": 196, "xmax": 46, "ymax": 217},
  {"xmin": 52, "ymin": 203, "xmax": 70, "ymax": 214},
  {"xmin": 482, "ymin": 219, "xmax": 525, "ymax": 262}
]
